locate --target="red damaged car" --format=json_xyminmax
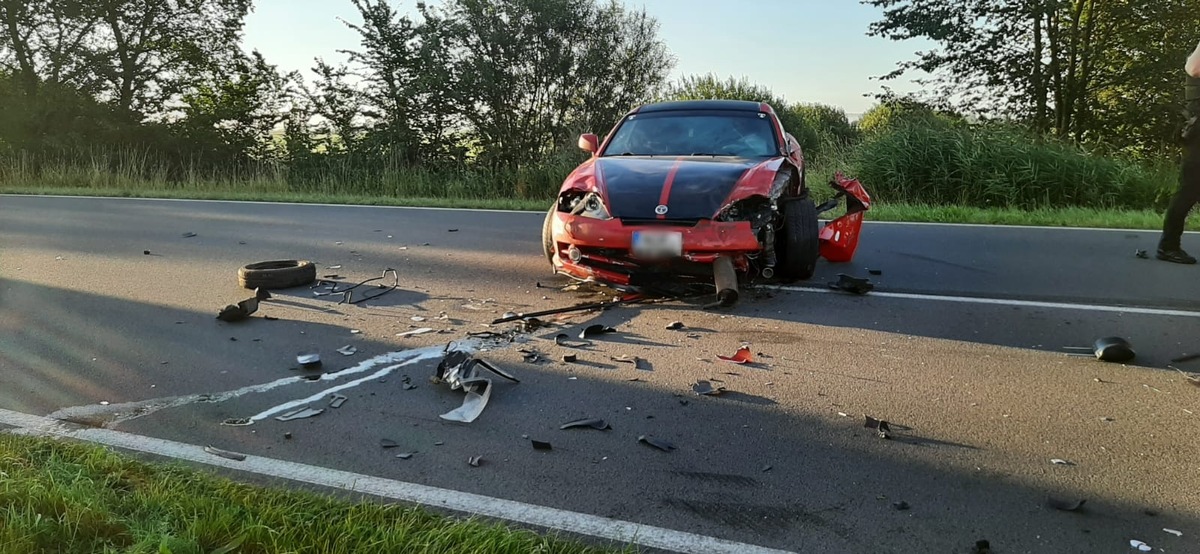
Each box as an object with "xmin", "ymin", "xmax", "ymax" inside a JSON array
[{"xmin": 541, "ymin": 99, "xmax": 871, "ymax": 305}]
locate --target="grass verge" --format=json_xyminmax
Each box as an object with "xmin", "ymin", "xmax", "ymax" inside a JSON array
[
  {"xmin": 3, "ymin": 185, "xmax": 1195, "ymax": 231},
  {"xmin": 0, "ymin": 434, "xmax": 626, "ymax": 554}
]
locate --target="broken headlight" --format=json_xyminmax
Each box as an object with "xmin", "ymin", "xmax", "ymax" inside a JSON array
[
  {"xmin": 560, "ymin": 190, "xmax": 612, "ymax": 220},
  {"xmin": 717, "ymin": 196, "xmax": 772, "ymax": 228}
]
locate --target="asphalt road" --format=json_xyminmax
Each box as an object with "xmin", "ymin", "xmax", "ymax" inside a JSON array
[{"xmin": 2, "ymin": 195, "xmax": 1199, "ymax": 553}]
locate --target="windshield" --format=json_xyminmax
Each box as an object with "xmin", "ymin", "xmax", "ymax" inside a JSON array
[{"xmin": 601, "ymin": 111, "xmax": 779, "ymax": 157}]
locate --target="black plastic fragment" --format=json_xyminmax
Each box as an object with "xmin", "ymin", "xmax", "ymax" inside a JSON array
[
  {"xmin": 380, "ymin": 439, "xmax": 398, "ymax": 449},
  {"xmin": 1135, "ymin": 249, "xmax": 1149, "ymax": 259},
  {"xmin": 560, "ymin": 418, "xmax": 611, "ymax": 431},
  {"xmin": 579, "ymin": 324, "xmax": 617, "ymax": 339},
  {"xmin": 638, "ymin": 435, "xmax": 676, "ymax": 452},
  {"xmin": 864, "ymin": 416, "xmax": 892, "ymax": 439},
  {"xmin": 182, "ymin": 232, "xmax": 197, "ymax": 238},
  {"xmin": 829, "ymin": 274, "xmax": 874, "ymax": 295},
  {"xmin": 562, "ymin": 354, "xmax": 577, "ymax": 363},
  {"xmin": 666, "ymin": 321, "xmax": 685, "ymax": 330},
  {"xmin": 973, "ymin": 539, "xmax": 991, "ymax": 554},
  {"xmin": 554, "ymin": 334, "xmax": 589, "ymax": 348},
  {"xmin": 893, "ymin": 501, "xmax": 910, "ymax": 511},
  {"xmin": 868, "ymin": 268, "xmax": 883, "ymax": 276},
  {"xmin": 1093, "ymin": 336, "xmax": 1135, "ymax": 363},
  {"xmin": 531, "ymin": 440, "xmax": 553, "ymax": 451}
]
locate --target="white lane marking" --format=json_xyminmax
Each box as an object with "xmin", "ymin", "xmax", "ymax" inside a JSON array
[
  {"xmin": 5, "ymin": 194, "xmax": 1195, "ymax": 234},
  {"xmin": 249, "ymin": 351, "xmax": 442, "ymax": 421},
  {"xmin": 769, "ymin": 285, "xmax": 1200, "ymax": 319},
  {"xmin": 0, "ymin": 408, "xmax": 795, "ymax": 554},
  {"xmin": 45, "ymin": 349, "xmax": 436, "ymax": 427}
]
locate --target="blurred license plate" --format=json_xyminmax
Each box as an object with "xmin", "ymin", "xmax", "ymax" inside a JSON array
[{"xmin": 632, "ymin": 231, "xmax": 682, "ymax": 258}]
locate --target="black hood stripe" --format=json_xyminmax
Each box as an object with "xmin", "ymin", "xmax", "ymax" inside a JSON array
[{"xmin": 597, "ymin": 157, "xmax": 759, "ymax": 220}]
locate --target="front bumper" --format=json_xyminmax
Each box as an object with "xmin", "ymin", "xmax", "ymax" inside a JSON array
[{"xmin": 549, "ymin": 213, "xmax": 761, "ymax": 285}]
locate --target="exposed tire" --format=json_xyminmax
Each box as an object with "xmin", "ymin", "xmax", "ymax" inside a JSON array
[
  {"xmin": 238, "ymin": 260, "xmax": 316, "ymax": 290},
  {"xmin": 776, "ymin": 197, "xmax": 819, "ymax": 282},
  {"xmin": 542, "ymin": 205, "xmax": 557, "ymax": 269}
]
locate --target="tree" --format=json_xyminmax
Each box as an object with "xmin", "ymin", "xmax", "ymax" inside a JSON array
[
  {"xmin": 434, "ymin": 0, "xmax": 673, "ymax": 167},
  {"xmin": 863, "ymin": 0, "xmax": 1200, "ymax": 156}
]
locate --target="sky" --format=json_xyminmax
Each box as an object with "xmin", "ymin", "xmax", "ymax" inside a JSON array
[{"xmin": 242, "ymin": 0, "xmax": 935, "ymax": 116}]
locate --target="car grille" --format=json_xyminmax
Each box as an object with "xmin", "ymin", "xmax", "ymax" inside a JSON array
[{"xmin": 618, "ymin": 218, "xmax": 702, "ymax": 227}]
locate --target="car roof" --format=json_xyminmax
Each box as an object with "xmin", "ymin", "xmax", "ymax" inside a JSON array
[{"xmin": 633, "ymin": 100, "xmax": 771, "ymax": 114}]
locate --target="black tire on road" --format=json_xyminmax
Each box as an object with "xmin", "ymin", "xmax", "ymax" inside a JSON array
[
  {"xmin": 776, "ymin": 197, "xmax": 820, "ymax": 282},
  {"xmin": 238, "ymin": 260, "xmax": 317, "ymax": 290},
  {"xmin": 542, "ymin": 205, "xmax": 557, "ymax": 268}
]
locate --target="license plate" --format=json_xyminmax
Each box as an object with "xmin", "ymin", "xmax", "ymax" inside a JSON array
[{"xmin": 631, "ymin": 231, "xmax": 682, "ymax": 258}]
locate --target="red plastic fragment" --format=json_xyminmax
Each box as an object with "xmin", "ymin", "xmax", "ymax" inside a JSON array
[{"xmin": 717, "ymin": 346, "xmax": 753, "ymax": 364}]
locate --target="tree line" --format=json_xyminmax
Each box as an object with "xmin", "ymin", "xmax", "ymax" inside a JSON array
[{"xmin": 0, "ymin": 0, "xmax": 1195, "ymax": 185}]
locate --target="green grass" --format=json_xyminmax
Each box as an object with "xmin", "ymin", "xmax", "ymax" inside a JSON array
[{"xmin": 0, "ymin": 434, "xmax": 628, "ymax": 554}]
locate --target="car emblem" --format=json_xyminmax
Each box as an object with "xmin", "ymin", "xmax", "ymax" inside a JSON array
[{"xmin": 655, "ymin": 205, "xmax": 668, "ymax": 215}]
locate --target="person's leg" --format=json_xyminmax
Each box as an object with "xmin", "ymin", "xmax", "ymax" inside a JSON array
[{"xmin": 1159, "ymin": 144, "xmax": 1200, "ymax": 263}]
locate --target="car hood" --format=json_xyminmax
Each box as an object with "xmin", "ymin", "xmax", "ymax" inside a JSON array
[{"xmin": 595, "ymin": 156, "xmax": 762, "ymax": 221}]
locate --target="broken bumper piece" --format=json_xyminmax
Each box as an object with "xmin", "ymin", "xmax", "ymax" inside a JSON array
[{"xmin": 433, "ymin": 346, "xmax": 519, "ymax": 423}]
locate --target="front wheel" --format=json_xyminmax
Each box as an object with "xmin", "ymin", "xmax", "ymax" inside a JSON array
[{"xmin": 775, "ymin": 197, "xmax": 819, "ymax": 281}]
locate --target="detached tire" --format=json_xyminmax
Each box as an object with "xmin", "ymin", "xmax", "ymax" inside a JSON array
[
  {"xmin": 776, "ymin": 197, "xmax": 819, "ymax": 282},
  {"xmin": 238, "ymin": 260, "xmax": 316, "ymax": 290}
]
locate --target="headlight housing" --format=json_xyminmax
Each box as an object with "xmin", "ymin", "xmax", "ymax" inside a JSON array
[{"xmin": 559, "ymin": 190, "xmax": 612, "ymax": 220}]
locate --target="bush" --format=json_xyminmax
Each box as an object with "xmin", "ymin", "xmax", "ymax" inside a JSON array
[
  {"xmin": 856, "ymin": 99, "xmax": 964, "ymax": 137},
  {"xmin": 849, "ymin": 120, "xmax": 1177, "ymax": 210}
]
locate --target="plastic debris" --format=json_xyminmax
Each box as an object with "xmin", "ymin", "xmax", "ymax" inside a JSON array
[
  {"xmin": 395, "ymin": 452, "xmax": 415, "ymax": 460},
  {"xmin": 560, "ymin": 418, "xmax": 611, "ymax": 431},
  {"xmin": 829, "ymin": 273, "xmax": 874, "ymax": 295},
  {"xmin": 1135, "ymin": 249, "xmax": 1149, "ymax": 259},
  {"xmin": 329, "ymin": 394, "xmax": 347, "ymax": 408},
  {"xmin": 562, "ymin": 354, "xmax": 578, "ymax": 363},
  {"xmin": 397, "ymin": 328, "xmax": 435, "ymax": 337},
  {"xmin": 327, "ymin": 265, "xmax": 342, "ymax": 269},
  {"xmin": 1050, "ymin": 458, "xmax": 1073, "ymax": 465},
  {"xmin": 717, "ymin": 346, "xmax": 754, "ymax": 364},
  {"xmin": 144, "ymin": 250, "xmax": 151, "ymax": 255},
  {"xmin": 554, "ymin": 334, "xmax": 589, "ymax": 348},
  {"xmin": 182, "ymin": 232, "xmax": 197, "ymax": 238},
  {"xmin": 433, "ymin": 348, "xmax": 519, "ymax": 423},
  {"xmin": 1093, "ymin": 336, "xmax": 1135, "ymax": 363},
  {"xmin": 411, "ymin": 316, "xmax": 427, "ymax": 322},
  {"xmin": 893, "ymin": 501, "xmax": 910, "ymax": 511},
  {"xmin": 531, "ymin": 440, "xmax": 553, "ymax": 451},
  {"xmin": 610, "ymin": 355, "xmax": 638, "ymax": 364},
  {"xmin": 1130, "ymin": 539, "xmax": 1152, "ymax": 552},
  {"xmin": 284, "ymin": 432, "xmax": 292, "ymax": 439},
  {"xmin": 467, "ymin": 456, "xmax": 482, "ymax": 466},
  {"xmin": 275, "ymin": 407, "xmax": 323, "ymax": 422},
  {"xmin": 297, "ymin": 351, "xmax": 322, "ymax": 369},
  {"xmin": 868, "ymin": 268, "xmax": 883, "ymax": 276},
  {"xmin": 692, "ymin": 380, "xmax": 726, "ymax": 396},
  {"xmin": 864, "ymin": 416, "xmax": 892, "ymax": 439},
  {"xmin": 1163, "ymin": 528, "xmax": 1183, "ymax": 537},
  {"xmin": 1047, "ymin": 498, "xmax": 1086, "ymax": 511},
  {"xmin": 973, "ymin": 540, "xmax": 992, "ymax": 554},
  {"xmin": 638, "ymin": 435, "xmax": 676, "ymax": 452},
  {"xmin": 666, "ymin": 321, "xmax": 685, "ymax": 330},
  {"xmin": 204, "ymin": 446, "xmax": 246, "ymax": 461},
  {"xmin": 380, "ymin": 439, "xmax": 398, "ymax": 449},
  {"xmin": 336, "ymin": 345, "xmax": 357, "ymax": 356},
  {"xmin": 216, "ymin": 288, "xmax": 272, "ymax": 322},
  {"xmin": 580, "ymin": 324, "xmax": 616, "ymax": 339}
]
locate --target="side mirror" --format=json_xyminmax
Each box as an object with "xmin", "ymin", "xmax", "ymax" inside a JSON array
[{"xmin": 578, "ymin": 133, "xmax": 599, "ymax": 154}]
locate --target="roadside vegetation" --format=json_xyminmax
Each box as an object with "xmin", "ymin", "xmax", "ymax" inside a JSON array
[
  {"xmin": 0, "ymin": 434, "xmax": 624, "ymax": 554},
  {"xmin": 1, "ymin": 0, "xmax": 1197, "ymax": 229}
]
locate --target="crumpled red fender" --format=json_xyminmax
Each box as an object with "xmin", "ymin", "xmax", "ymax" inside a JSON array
[{"xmin": 819, "ymin": 172, "xmax": 871, "ymax": 263}]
